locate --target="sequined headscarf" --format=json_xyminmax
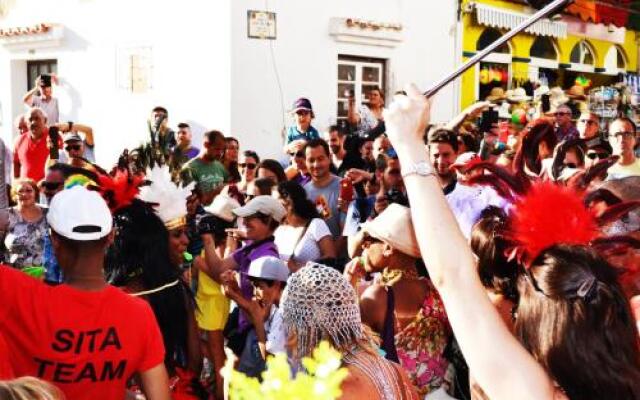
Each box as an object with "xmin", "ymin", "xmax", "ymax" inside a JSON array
[{"xmin": 281, "ymin": 262, "xmax": 364, "ymax": 358}]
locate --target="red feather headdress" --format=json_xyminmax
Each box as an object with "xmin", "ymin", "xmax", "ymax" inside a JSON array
[
  {"xmin": 465, "ymin": 162, "xmax": 640, "ymax": 268},
  {"xmin": 96, "ymin": 169, "xmax": 145, "ymax": 213},
  {"xmin": 506, "ymin": 182, "xmax": 600, "ymax": 266}
]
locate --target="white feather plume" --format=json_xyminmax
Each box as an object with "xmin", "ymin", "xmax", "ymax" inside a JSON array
[{"xmin": 138, "ymin": 165, "xmax": 195, "ymax": 226}]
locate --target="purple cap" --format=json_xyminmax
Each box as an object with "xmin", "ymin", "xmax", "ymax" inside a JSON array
[{"xmin": 292, "ymin": 97, "xmax": 313, "ymax": 113}]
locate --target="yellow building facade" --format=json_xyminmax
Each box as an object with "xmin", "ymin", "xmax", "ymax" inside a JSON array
[{"xmin": 460, "ymin": 0, "xmax": 639, "ymax": 109}]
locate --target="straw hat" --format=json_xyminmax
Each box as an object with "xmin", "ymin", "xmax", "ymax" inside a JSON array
[
  {"xmin": 498, "ymin": 102, "xmax": 512, "ymax": 119},
  {"xmin": 533, "ymin": 85, "xmax": 550, "ymax": 101},
  {"xmin": 549, "ymin": 86, "xmax": 570, "ymax": 110},
  {"xmin": 507, "ymin": 87, "xmax": 531, "ymax": 103},
  {"xmin": 352, "ymin": 204, "xmax": 420, "ymax": 258},
  {"xmin": 485, "ymin": 87, "xmax": 507, "ymax": 102},
  {"xmin": 566, "ymin": 85, "xmax": 587, "ymax": 101}
]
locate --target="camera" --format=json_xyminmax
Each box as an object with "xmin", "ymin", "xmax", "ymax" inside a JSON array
[{"xmin": 385, "ymin": 188, "xmax": 409, "ymax": 206}]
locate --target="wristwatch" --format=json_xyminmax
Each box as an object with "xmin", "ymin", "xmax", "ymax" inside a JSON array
[{"xmin": 402, "ymin": 161, "xmax": 435, "ymax": 179}]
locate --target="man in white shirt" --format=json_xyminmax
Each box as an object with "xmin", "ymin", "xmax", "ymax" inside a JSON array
[{"xmin": 607, "ymin": 117, "xmax": 640, "ymax": 180}]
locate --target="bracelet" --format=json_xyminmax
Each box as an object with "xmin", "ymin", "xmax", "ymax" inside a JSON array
[{"xmin": 401, "ymin": 160, "xmax": 436, "ymax": 179}]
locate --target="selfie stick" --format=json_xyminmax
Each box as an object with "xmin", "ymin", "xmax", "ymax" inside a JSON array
[{"xmin": 424, "ymin": 0, "xmax": 572, "ymax": 98}]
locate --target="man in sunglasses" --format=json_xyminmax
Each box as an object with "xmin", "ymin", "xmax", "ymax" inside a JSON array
[
  {"xmin": 607, "ymin": 117, "xmax": 640, "ymax": 180},
  {"xmin": 577, "ymin": 112, "xmax": 612, "ymax": 153},
  {"xmin": 553, "ymin": 105, "xmax": 578, "ymax": 142}
]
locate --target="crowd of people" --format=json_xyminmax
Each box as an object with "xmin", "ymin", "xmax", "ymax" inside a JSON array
[{"xmin": 0, "ymin": 72, "xmax": 639, "ymax": 400}]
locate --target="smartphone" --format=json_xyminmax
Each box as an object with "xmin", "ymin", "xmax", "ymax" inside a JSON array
[
  {"xmin": 339, "ymin": 178, "xmax": 354, "ymax": 203},
  {"xmin": 541, "ymin": 94, "xmax": 551, "ymax": 113},
  {"xmin": 480, "ymin": 109, "xmax": 499, "ymax": 133},
  {"xmin": 48, "ymin": 126, "xmax": 60, "ymax": 159}
]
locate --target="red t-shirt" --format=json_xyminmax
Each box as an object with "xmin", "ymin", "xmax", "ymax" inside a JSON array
[
  {"xmin": 0, "ymin": 332, "xmax": 14, "ymax": 379},
  {"xmin": 13, "ymin": 132, "xmax": 50, "ymax": 182},
  {"xmin": 0, "ymin": 266, "xmax": 165, "ymax": 399}
]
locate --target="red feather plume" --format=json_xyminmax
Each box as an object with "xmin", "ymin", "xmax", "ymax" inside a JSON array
[
  {"xmin": 507, "ymin": 181, "xmax": 600, "ymax": 266},
  {"xmin": 96, "ymin": 169, "xmax": 145, "ymax": 213}
]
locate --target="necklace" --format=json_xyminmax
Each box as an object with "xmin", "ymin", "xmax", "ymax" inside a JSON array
[
  {"xmin": 342, "ymin": 347, "xmax": 402, "ymax": 400},
  {"xmin": 380, "ymin": 266, "xmax": 421, "ymax": 286}
]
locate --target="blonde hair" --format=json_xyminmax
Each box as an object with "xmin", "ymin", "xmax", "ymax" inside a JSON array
[
  {"xmin": 0, "ymin": 377, "xmax": 64, "ymax": 400},
  {"xmin": 11, "ymin": 178, "xmax": 38, "ymax": 203}
]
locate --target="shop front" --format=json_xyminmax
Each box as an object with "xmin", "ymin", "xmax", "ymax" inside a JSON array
[{"xmin": 459, "ymin": 0, "xmax": 639, "ymax": 109}]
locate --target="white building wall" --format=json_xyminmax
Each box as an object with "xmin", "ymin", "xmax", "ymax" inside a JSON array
[
  {"xmin": 0, "ymin": 0, "xmax": 232, "ymax": 166},
  {"xmin": 1, "ymin": 0, "xmax": 459, "ymax": 164},
  {"xmin": 230, "ymin": 0, "xmax": 460, "ymax": 159}
]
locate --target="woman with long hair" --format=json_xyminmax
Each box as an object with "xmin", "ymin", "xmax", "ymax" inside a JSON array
[
  {"xmin": 282, "ymin": 262, "xmax": 418, "ymax": 400},
  {"xmin": 382, "ymin": 85, "xmax": 640, "ymax": 400},
  {"xmin": 274, "ymin": 181, "xmax": 335, "ymax": 272},
  {"xmin": 256, "ymin": 159, "xmax": 287, "ymax": 184},
  {"xmin": 469, "ymin": 206, "xmax": 520, "ymax": 399},
  {"xmin": 237, "ymin": 150, "xmax": 259, "ymax": 193},
  {"xmin": 223, "ymin": 137, "xmax": 241, "ymax": 183},
  {"xmin": 103, "ymin": 167, "xmax": 204, "ymax": 398},
  {"xmin": 4, "ymin": 179, "xmax": 48, "ymax": 274}
]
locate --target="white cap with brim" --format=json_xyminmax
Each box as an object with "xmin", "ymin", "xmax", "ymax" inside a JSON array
[
  {"xmin": 357, "ymin": 203, "xmax": 421, "ymax": 258},
  {"xmin": 232, "ymin": 195, "xmax": 286, "ymax": 223},
  {"xmin": 244, "ymin": 256, "xmax": 289, "ymax": 282},
  {"xmin": 47, "ymin": 186, "xmax": 113, "ymax": 241}
]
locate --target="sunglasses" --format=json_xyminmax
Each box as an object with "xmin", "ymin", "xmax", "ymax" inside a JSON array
[
  {"xmin": 289, "ymin": 151, "xmax": 305, "ymax": 158},
  {"xmin": 65, "ymin": 144, "xmax": 81, "ymax": 151},
  {"xmin": 586, "ymin": 152, "xmax": 608, "ymax": 160},
  {"xmin": 41, "ymin": 181, "xmax": 62, "ymax": 190},
  {"xmin": 563, "ymin": 162, "xmax": 577, "ymax": 169},
  {"xmin": 239, "ymin": 163, "xmax": 257, "ymax": 170},
  {"xmin": 609, "ymin": 131, "xmax": 635, "ymax": 140}
]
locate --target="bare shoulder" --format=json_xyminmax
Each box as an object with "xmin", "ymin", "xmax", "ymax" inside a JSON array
[
  {"xmin": 359, "ymin": 283, "xmax": 388, "ymax": 332},
  {"xmin": 390, "ymin": 361, "xmax": 420, "ymax": 399},
  {"xmin": 339, "ymin": 365, "xmax": 379, "ymax": 400}
]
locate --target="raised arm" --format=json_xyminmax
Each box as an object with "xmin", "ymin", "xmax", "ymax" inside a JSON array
[
  {"xmin": 444, "ymin": 101, "xmax": 491, "ymax": 131},
  {"xmin": 383, "ymin": 85, "xmax": 554, "ymax": 400},
  {"xmin": 198, "ymin": 233, "xmax": 238, "ymax": 281}
]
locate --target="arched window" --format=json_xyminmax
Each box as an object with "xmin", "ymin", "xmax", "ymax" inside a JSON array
[
  {"xmin": 530, "ymin": 36, "xmax": 558, "ymax": 60},
  {"xmin": 570, "ymin": 40, "xmax": 595, "ymax": 65},
  {"xmin": 604, "ymin": 45, "xmax": 627, "ymax": 73},
  {"xmin": 477, "ymin": 28, "xmax": 510, "ymax": 54}
]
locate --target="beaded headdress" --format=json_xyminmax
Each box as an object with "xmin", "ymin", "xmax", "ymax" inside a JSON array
[
  {"xmin": 138, "ymin": 165, "xmax": 195, "ymax": 230},
  {"xmin": 281, "ymin": 262, "xmax": 364, "ymax": 358}
]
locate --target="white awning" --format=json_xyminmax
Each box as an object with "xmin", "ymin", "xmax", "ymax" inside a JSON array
[{"xmin": 475, "ymin": 3, "xmax": 567, "ymax": 39}]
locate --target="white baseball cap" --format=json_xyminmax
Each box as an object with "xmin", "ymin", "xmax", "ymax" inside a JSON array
[
  {"xmin": 244, "ymin": 256, "xmax": 289, "ymax": 282},
  {"xmin": 47, "ymin": 186, "xmax": 113, "ymax": 241},
  {"xmin": 232, "ymin": 195, "xmax": 286, "ymax": 222}
]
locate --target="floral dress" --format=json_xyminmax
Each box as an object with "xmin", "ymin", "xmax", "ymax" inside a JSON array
[
  {"xmin": 393, "ymin": 279, "xmax": 452, "ymax": 397},
  {"xmin": 4, "ymin": 207, "xmax": 48, "ymax": 270}
]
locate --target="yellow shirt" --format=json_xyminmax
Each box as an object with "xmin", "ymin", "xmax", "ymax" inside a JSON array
[
  {"xmin": 607, "ymin": 159, "xmax": 640, "ymax": 180},
  {"xmin": 195, "ymin": 268, "xmax": 230, "ymax": 331}
]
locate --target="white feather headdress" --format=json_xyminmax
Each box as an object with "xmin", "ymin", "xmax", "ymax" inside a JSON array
[{"xmin": 138, "ymin": 165, "xmax": 195, "ymax": 230}]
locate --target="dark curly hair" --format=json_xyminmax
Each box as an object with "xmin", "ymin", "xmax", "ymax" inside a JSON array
[{"xmin": 277, "ymin": 180, "xmax": 319, "ymax": 221}]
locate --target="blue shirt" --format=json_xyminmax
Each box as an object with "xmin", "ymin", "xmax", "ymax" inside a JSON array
[
  {"xmin": 286, "ymin": 125, "xmax": 320, "ymax": 144},
  {"xmin": 43, "ymin": 233, "xmax": 63, "ymax": 283}
]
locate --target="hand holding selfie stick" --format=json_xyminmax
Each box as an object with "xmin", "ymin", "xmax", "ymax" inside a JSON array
[{"xmin": 423, "ymin": 0, "xmax": 572, "ymax": 98}]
